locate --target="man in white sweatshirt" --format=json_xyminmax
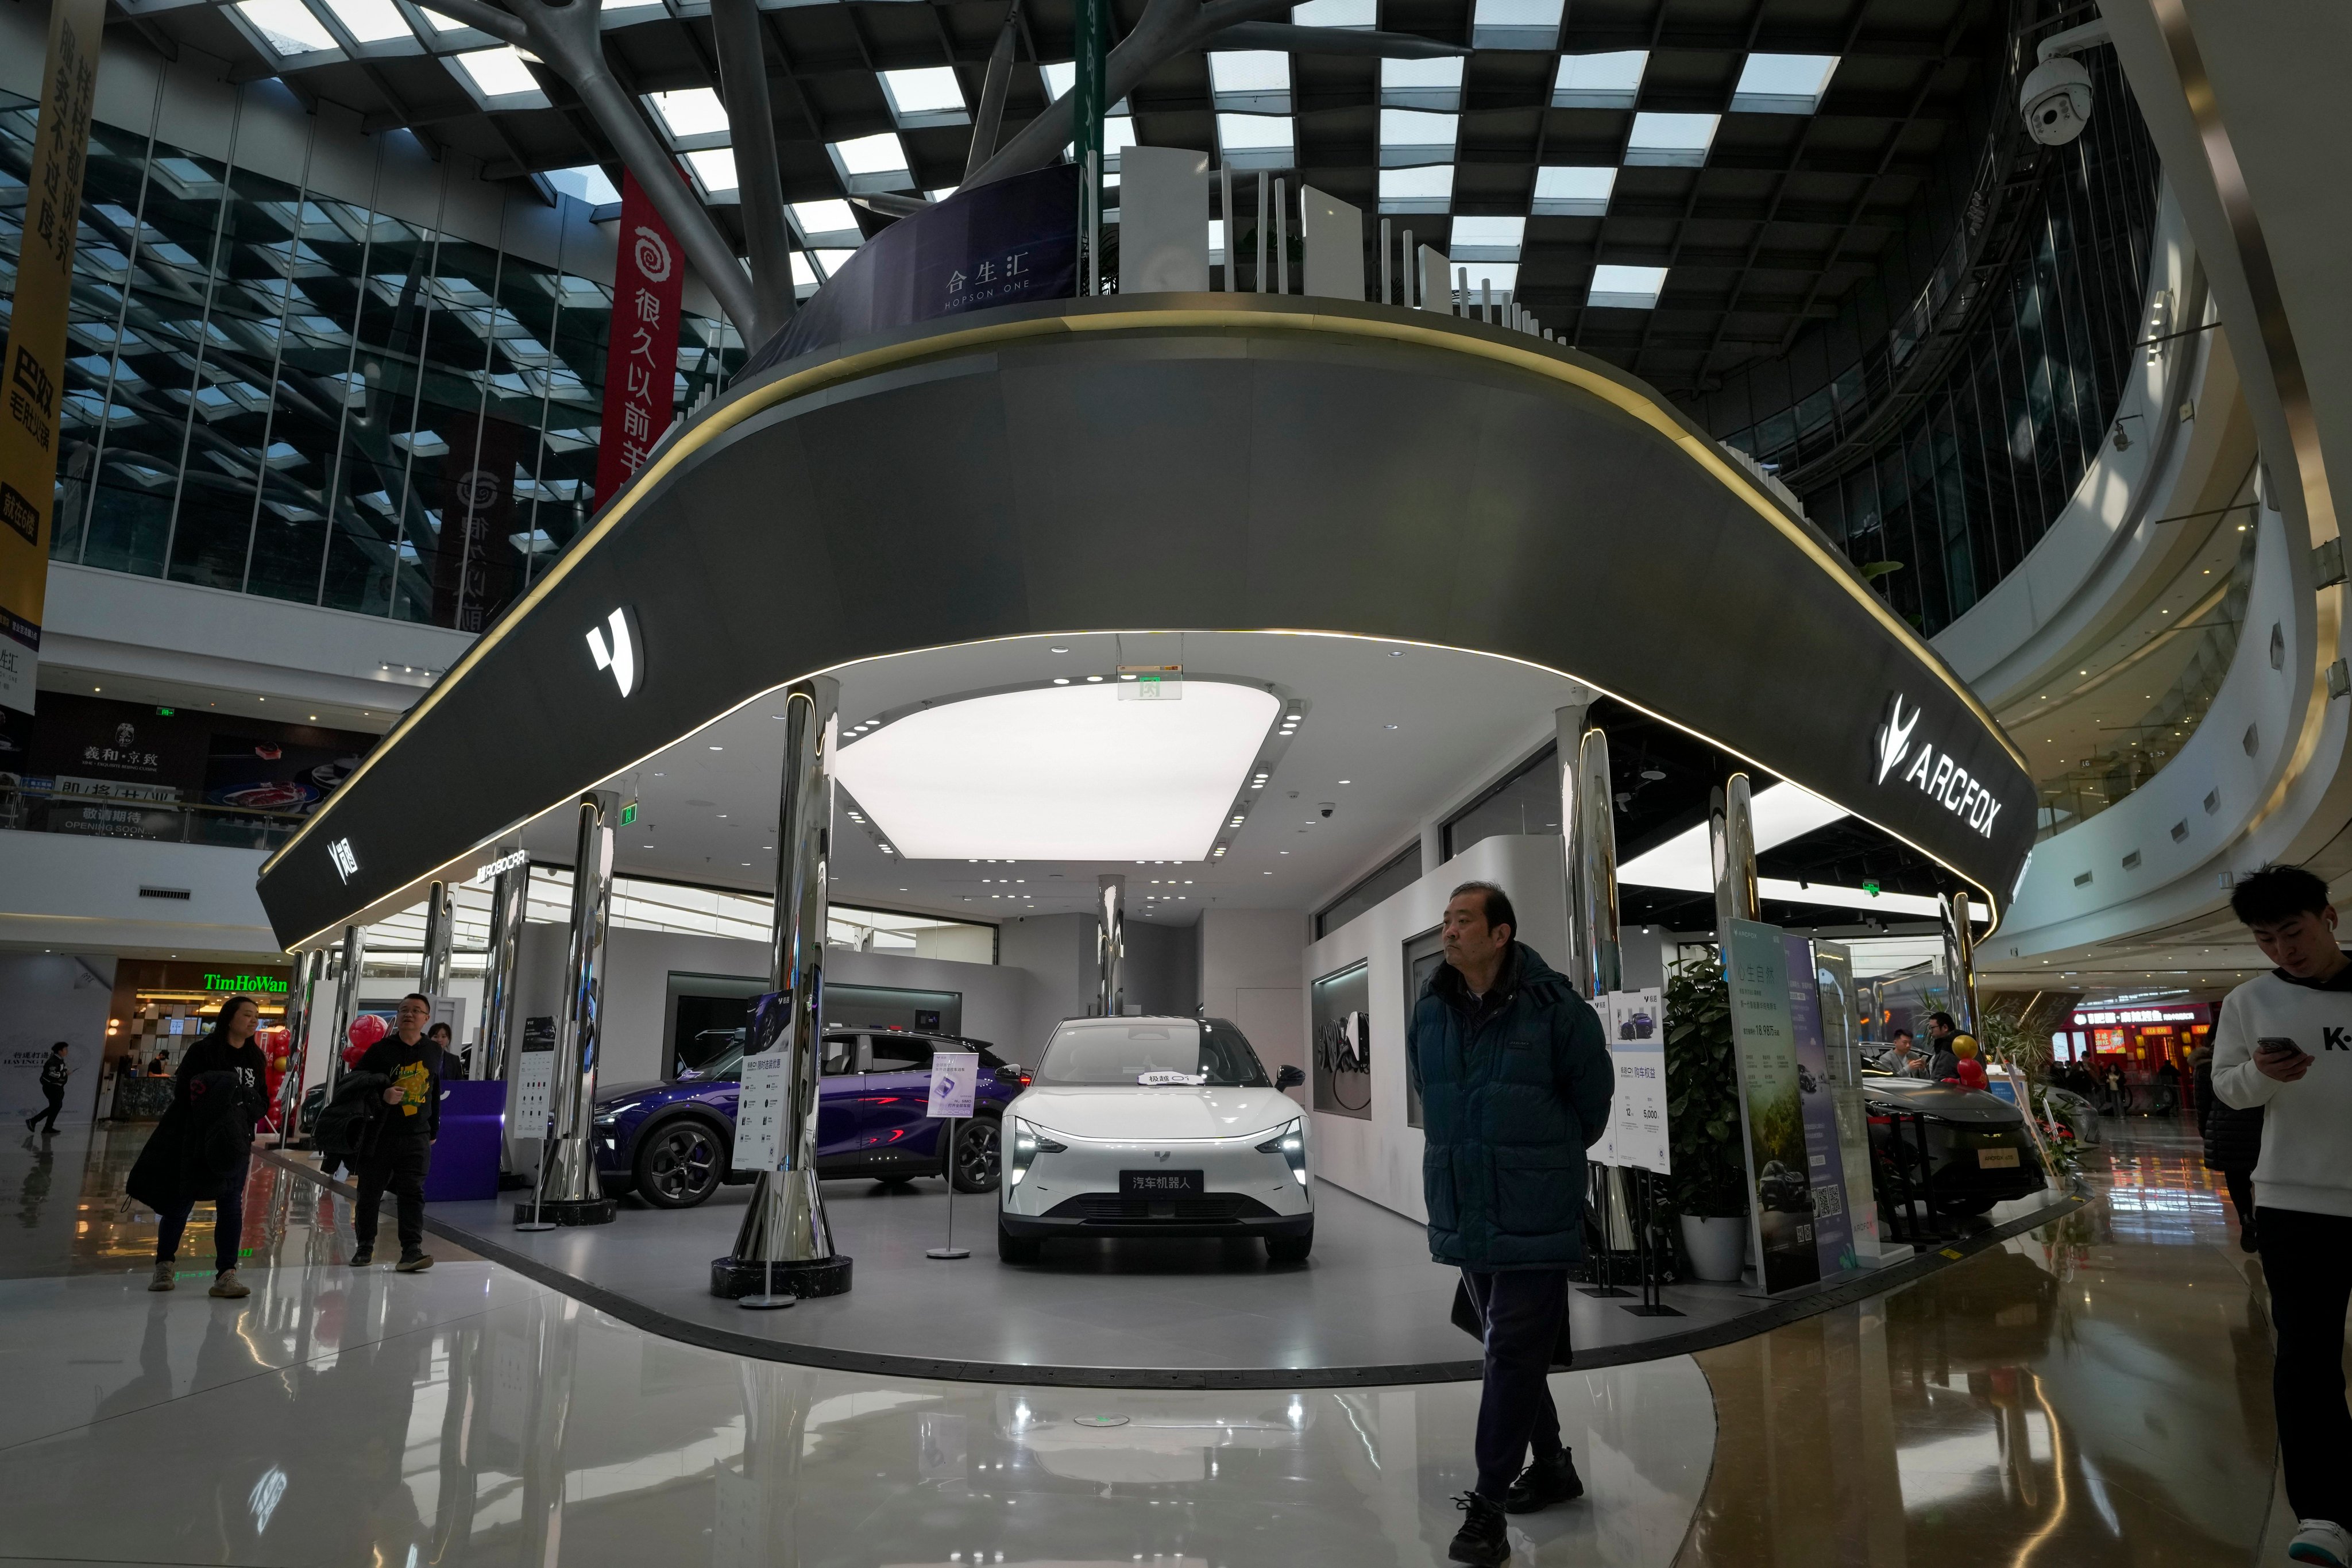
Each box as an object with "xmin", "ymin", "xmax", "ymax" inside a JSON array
[{"xmin": 2212, "ymin": 864, "xmax": 2352, "ymax": 1568}]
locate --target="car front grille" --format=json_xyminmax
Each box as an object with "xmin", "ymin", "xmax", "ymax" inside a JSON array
[{"xmin": 1045, "ymin": 1194, "xmax": 1280, "ymax": 1224}]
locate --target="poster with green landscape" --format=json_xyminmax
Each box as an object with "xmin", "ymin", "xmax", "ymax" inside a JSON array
[{"xmin": 1724, "ymin": 918, "xmax": 1823, "ymax": 1293}]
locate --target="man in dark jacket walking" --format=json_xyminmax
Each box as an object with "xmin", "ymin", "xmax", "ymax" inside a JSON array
[
  {"xmin": 1407, "ymin": 882, "xmax": 1614, "ymax": 1566},
  {"xmin": 26, "ymin": 1041, "xmax": 70, "ymax": 1134},
  {"xmin": 349, "ymin": 994, "xmax": 443, "ymax": 1271}
]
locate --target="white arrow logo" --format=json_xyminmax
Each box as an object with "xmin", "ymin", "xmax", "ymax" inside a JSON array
[
  {"xmin": 1875, "ymin": 694, "xmax": 1918, "ymax": 783},
  {"xmin": 586, "ymin": 607, "xmax": 640, "ymax": 698}
]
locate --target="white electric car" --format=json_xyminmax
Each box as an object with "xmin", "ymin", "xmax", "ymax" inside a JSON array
[{"xmin": 996, "ymin": 1015, "xmax": 1313, "ymax": 1264}]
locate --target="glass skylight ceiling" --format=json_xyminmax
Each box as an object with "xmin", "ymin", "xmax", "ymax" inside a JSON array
[
  {"xmin": 1553, "ymin": 51, "xmax": 1647, "ymax": 107},
  {"xmin": 237, "ymin": 0, "xmax": 337, "ymax": 56},
  {"xmin": 1732, "ymin": 53, "xmax": 1840, "ymax": 114},
  {"xmin": 1208, "ymin": 52, "xmax": 1292, "ymax": 113},
  {"xmin": 319, "ymin": 0, "xmax": 410, "ymax": 44},
  {"xmin": 1381, "ymin": 57, "xmax": 1463, "ymax": 110},
  {"xmin": 880, "ymin": 67, "xmax": 967, "ymax": 126},
  {"xmin": 451, "ymin": 46, "xmax": 541, "ymax": 101},
  {"xmin": 1533, "ymin": 165, "xmax": 1615, "ymax": 217},
  {"xmin": 1589, "ymin": 264, "xmax": 1669, "ymax": 310},
  {"xmin": 1625, "ymin": 112, "xmax": 1719, "ymax": 167}
]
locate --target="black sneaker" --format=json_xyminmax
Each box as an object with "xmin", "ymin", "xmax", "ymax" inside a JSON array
[
  {"xmin": 395, "ymin": 1251, "xmax": 434, "ymax": 1273},
  {"xmin": 1448, "ymin": 1492, "xmax": 1510, "ymax": 1566},
  {"xmin": 1503, "ymin": 1447, "xmax": 1584, "ymax": 1513},
  {"xmin": 349, "ymin": 1247, "xmax": 373, "ymax": 1268}
]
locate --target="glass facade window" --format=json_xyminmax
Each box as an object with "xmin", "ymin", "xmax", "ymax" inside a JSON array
[
  {"xmin": 1713, "ymin": 45, "xmax": 2160, "ymax": 638},
  {"xmin": 1443, "ymin": 744, "xmax": 1561, "ymax": 860},
  {"xmin": 1314, "ymin": 840, "xmax": 1423, "ymax": 940},
  {"xmin": 0, "ymin": 86, "xmax": 744, "ymax": 631}
]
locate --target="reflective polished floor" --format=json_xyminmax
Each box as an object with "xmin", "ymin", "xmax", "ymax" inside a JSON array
[{"xmin": 0, "ymin": 1118, "xmax": 2294, "ymax": 1566}]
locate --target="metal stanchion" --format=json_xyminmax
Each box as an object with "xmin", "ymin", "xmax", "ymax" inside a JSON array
[{"xmin": 926, "ymin": 1117, "xmax": 970, "ymax": 1261}]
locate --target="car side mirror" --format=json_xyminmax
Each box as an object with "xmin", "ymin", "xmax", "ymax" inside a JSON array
[
  {"xmin": 1276, "ymin": 1064, "xmax": 1305, "ymax": 1090},
  {"xmin": 994, "ymin": 1063, "xmax": 1025, "ymax": 1085}
]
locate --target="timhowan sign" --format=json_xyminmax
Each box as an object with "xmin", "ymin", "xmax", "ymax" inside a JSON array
[{"xmin": 202, "ymin": 971, "xmax": 290, "ymax": 995}]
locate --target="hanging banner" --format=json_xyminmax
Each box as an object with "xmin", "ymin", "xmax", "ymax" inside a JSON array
[
  {"xmin": 0, "ymin": 0, "xmax": 106, "ymax": 716},
  {"xmin": 1724, "ymin": 918, "xmax": 1822, "ymax": 1295},
  {"xmin": 1601, "ymin": 988, "xmax": 1670, "ymax": 1174},
  {"xmin": 1783, "ymin": 934, "xmax": 1855, "ymax": 1275},
  {"xmin": 593, "ymin": 168, "xmax": 685, "ymax": 513},
  {"xmin": 434, "ymin": 412, "xmax": 522, "ymax": 633}
]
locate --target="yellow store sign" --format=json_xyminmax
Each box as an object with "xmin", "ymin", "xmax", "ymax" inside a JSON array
[{"xmin": 0, "ymin": 0, "xmax": 106, "ymax": 716}]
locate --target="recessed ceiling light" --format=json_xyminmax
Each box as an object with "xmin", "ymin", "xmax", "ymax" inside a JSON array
[
  {"xmin": 1086, "ymin": 675, "xmax": 1104, "ymax": 683},
  {"xmin": 1384, "ymin": 724, "xmax": 1399, "ymax": 730},
  {"xmin": 1337, "ymin": 779, "xmax": 1350, "ymax": 784},
  {"xmin": 1389, "ymin": 649, "xmax": 1404, "ymax": 656},
  {"xmin": 1051, "ymin": 646, "xmax": 1070, "ymax": 653},
  {"xmin": 709, "ymin": 744, "xmax": 723, "ymax": 751},
  {"xmin": 1053, "ymin": 678, "xmax": 1071, "ymax": 685}
]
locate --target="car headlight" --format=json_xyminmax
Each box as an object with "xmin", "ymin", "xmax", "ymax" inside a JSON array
[
  {"xmin": 1006, "ymin": 1117, "xmax": 1065, "ymax": 1187},
  {"xmin": 1256, "ymin": 1119, "xmax": 1307, "ymax": 1185}
]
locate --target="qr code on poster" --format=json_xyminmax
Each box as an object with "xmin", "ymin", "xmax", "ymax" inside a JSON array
[{"xmin": 1813, "ymin": 1184, "xmax": 1843, "ymax": 1217}]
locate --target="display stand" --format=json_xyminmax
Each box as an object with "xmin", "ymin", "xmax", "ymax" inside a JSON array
[
  {"xmin": 514, "ymin": 1126, "xmax": 555, "ymax": 1233},
  {"xmin": 1578, "ymin": 1166, "xmax": 1632, "ymax": 1297},
  {"xmin": 1621, "ymin": 1169, "xmax": 1683, "ymax": 1318},
  {"xmin": 738, "ymin": 1254, "xmax": 798, "ymax": 1310},
  {"xmin": 926, "ymin": 1116, "xmax": 971, "ymax": 1261}
]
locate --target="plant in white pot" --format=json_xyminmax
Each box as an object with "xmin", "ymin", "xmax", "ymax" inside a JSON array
[{"xmin": 1665, "ymin": 953, "xmax": 1749, "ymax": 1282}]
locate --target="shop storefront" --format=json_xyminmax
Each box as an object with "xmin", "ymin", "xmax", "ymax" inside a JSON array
[
  {"xmin": 2059, "ymin": 1003, "xmax": 2212, "ymax": 1105},
  {"xmin": 103, "ymin": 961, "xmax": 294, "ymax": 1119}
]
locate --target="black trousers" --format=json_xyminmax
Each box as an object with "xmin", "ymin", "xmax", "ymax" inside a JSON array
[
  {"xmin": 156, "ymin": 1153, "xmax": 250, "ymax": 1273},
  {"xmin": 353, "ymin": 1137, "xmax": 432, "ymax": 1253},
  {"xmin": 28, "ymin": 1085, "xmax": 64, "ymax": 1133},
  {"xmin": 2257, "ymin": 1206, "xmax": 2352, "ymax": 1528},
  {"xmin": 1460, "ymin": 1267, "xmax": 1570, "ymax": 1498},
  {"xmin": 2223, "ymin": 1168, "xmax": 2256, "ymax": 1231}
]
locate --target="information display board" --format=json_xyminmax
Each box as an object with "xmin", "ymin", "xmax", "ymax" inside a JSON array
[
  {"xmin": 926, "ymin": 1052, "xmax": 979, "ymax": 1118},
  {"xmin": 512, "ymin": 1017, "xmax": 555, "ymax": 1137},
  {"xmin": 1600, "ymin": 988, "xmax": 1670, "ymax": 1174},
  {"xmin": 1783, "ymin": 934, "xmax": 1855, "ymax": 1275},
  {"xmin": 1724, "ymin": 919, "xmax": 1823, "ymax": 1295},
  {"xmin": 731, "ymin": 990, "xmax": 791, "ymax": 1172},
  {"xmin": 1813, "ymin": 941, "xmax": 1883, "ymax": 1262}
]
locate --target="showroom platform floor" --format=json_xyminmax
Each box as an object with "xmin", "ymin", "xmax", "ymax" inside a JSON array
[{"xmin": 267, "ymin": 1150, "xmax": 2072, "ymax": 1387}]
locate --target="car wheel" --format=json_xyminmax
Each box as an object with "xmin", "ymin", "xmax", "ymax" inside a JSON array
[
  {"xmin": 952, "ymin": 1118, "xmax": 1001, "ymax": 1193},
  {"xmin": 634, "ymin": 1119, "xmax": 725, "ymax": 1209},
  {"xmin": 1265, "ymin": 1227, "xmax": 1312, "ymax": 1264},
  {"xmin": 997, "ymin": 1216, "xmax": 1041, "ymax": 1264}
]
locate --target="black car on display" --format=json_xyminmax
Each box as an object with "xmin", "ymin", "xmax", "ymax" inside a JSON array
[{"xmin": 1861, "ymin": 1074, "xmax": 2048, "ymax": 1217}]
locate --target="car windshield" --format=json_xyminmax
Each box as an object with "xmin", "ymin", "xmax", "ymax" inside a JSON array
[{"xmin": 1034, "ymin": 1020, "xmax": 1270, "ymax": 1087}]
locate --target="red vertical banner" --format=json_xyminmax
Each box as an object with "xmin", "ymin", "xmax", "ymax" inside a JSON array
[{"xmin": 594, "ymin": 168, "xmax": 686, "ymax": 509}]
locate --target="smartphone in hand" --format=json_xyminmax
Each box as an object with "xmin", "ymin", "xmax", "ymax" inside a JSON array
[{"xmin": 2257, "ymin": 1036, "xmax": 2310, "ymax": 1061}]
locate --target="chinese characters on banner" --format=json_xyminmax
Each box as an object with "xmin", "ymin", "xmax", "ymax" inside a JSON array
[
  {"xmin": 434, "ymin": 414, "xmax": 520, "ymax": 632},
  {"xmin": 593, "ymin": 169, "xmax": 685, "ymax": 511},
  {"xmin": 1593, "ymin": 988, "xmax": 1669, "ymax": 1173},
  {"xmin": 0, "ymin": 0, "xmax": 106, "ymax": 716}
]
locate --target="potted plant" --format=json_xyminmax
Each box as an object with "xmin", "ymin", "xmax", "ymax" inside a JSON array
[{"xmin": 1664, "ymin": 953, "xmax": 1749, "ymax": 1281}]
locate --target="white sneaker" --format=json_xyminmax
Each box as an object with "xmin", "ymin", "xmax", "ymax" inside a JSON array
[{"xmin": 2290, "ymin": 1520, "xmax": 2352, "ymax": 1566}]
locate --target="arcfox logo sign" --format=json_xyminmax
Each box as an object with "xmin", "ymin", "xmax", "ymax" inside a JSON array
[
  {"xmin": 586, "ymin": 607, "xmax": 642, "ymax": 698},
  {"xmin": 1873, "ymin": 694, "xmax": 2006, "ymax": 839}
]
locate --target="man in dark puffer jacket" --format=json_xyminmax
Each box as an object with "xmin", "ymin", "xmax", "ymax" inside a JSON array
[{"xmin": 1408, "ymin": 881, "xmax": 1614, "ymax": 1566}]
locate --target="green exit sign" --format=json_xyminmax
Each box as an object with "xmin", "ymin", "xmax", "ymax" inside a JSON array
[
  {"xmin": 619, "ymin": 801, "xmax": 638, "ymax": 827},
  {"xmin": 155, "ymin": 706, "xmax": 175, "ymax": 716}
]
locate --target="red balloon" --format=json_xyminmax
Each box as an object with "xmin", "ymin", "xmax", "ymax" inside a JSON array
[{"xmin": 347, "ymin": 1013, "xmax": 387, "ymax": 1051}]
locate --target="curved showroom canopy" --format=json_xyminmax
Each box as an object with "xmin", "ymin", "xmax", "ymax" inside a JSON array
[{"xmin": 254, "ymin": 293, "xmax": 2035, "ymax": 949}]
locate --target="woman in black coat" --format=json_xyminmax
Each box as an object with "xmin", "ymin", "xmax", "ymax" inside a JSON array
[
  {"xmin": 2191, "ymin": 1043, "xmax": 2263, "ymax": 1252},
  {"xmin": 128, "ymin": 995, "xmax": 271, "ymax": 1296}
]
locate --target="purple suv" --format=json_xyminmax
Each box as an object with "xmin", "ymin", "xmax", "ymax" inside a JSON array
[{"xmin": 590, "ymin": 1028, "xmax": 1018, "ymax": 1208}]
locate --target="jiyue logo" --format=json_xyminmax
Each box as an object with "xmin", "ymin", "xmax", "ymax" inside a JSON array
[
  {"xmin": 586, "ymin": 607, "xmax": 641, "ymax": 698},
  {"xmin": 1872, "ymin": 692, "xmax": 2006, "ymax": 840},
  {"xmin": 632, "ymin": 226, "xmax": 673, "ymax": 284}
]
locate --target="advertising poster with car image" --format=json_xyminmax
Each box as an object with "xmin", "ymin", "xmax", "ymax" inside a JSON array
[
  {"xmin": 1724, "ymin": 919, "xmax": 1823, "ymax": 1294},
  {"xmin": 1783, "ymin": 934, "xmax": 1855, "ymax": 1275},
  {"xmin": 1310, "ymin": 961, "xmax": 1370, "ymax": 1119},
  {"xmin": 1602, "ymin": 988, "xmax": 1670, "ymax": 1173},
  {"xmin": 1812, "ymin": 941, "xmax": 1882, "ymax": 1261}
]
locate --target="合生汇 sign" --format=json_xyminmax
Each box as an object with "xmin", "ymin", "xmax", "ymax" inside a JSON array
[
  {"xmin": 925, "ymin": 1052, "xmax": 979, "ymax": 1119},
  {"xmin": 1872, "ymin": 693, "xmax": 2011, "ymax": 841},
  {"xmin": 594, "ymin": 169, "xmax": 685, "ymax": 509}
]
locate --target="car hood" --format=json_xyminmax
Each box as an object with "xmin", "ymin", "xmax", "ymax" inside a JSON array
[
  {"xmin": 1010, "ymin": 1086, "xmax": 1300, "ymax": 1142},
  {"xmin": 1861, "ymin": 1077, "xmax": 2024, "ymax": 1126},
  {"xmin": 593, "ymin": 1079, "xmax": 670, "ymax": 1110}
]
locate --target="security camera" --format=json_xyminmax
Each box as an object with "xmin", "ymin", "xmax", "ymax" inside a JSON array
[
  {"xmin": 2020, "ymin": 54, "xmax": 2093, "ymax": 146},
  {"xmin": 1318, "ymin": 803, "xmax": 1335, "ymax": 818}
]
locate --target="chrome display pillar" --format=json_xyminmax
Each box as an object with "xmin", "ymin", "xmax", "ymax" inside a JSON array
[
  {"xmin": 323, "ymin": 924, "xmax": 366, "ymax": 1103},
  {"xmin": 715, "ymin": 677, "xmax": 852, "ymax": 1299},
  {"xmin": 1940, "ymin": 890, "xmax": 1978, "ymax": 1033},
  {"xmin": 1557, "ymin": 709, "xmax": 1621, "ymax": 1000},
  {"xmin": 481, "ymin": 860, "xmax": 529, "ymax": 1082},
  {"xmin": 418, "ymin": 879, "xmax": 454, "ymax": 995},
  {"xmin": 1710, "ymin": 774, "xmax": 1760, "ymax": 948},
  {"xmin": 481, "ymin": 858, "xmax": 531, "ymax": 1183},
  {"xmin": 1095, "ymin": 874, "xmax": 1125, "ymax": 1016},
  {"xmin": 274, "ymin": 947, "xmax": 326, "ymax": 1148},
  {"xmin": 519, "ymin": 792, "xmax": 620, "ymax": 1226}
]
